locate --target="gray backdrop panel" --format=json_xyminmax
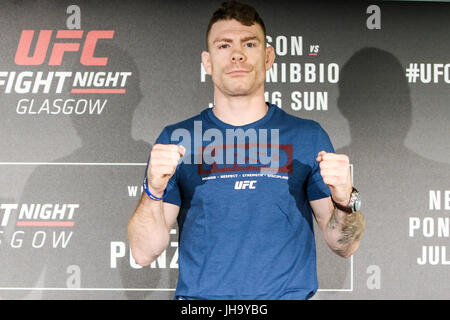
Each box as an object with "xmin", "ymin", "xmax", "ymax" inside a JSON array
[{"xmin": 0, "ymin": 0, "xmax": 449, "ymax": 299}]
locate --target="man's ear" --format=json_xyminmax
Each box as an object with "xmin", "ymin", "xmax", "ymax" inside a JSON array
[
  {"xmin": 265, "ymin": 45, "xmax": 275, "ymax": 71},
  {"xmin": 201, "ymin": 51, "xmax": 212, "ymax": 75}
]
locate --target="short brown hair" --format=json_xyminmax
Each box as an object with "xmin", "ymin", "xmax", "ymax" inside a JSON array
[{"xmin": 206, "ymin": 1, "xmax": 267, "ymax": 48}]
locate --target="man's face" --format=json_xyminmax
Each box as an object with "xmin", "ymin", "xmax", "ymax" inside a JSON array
[{"xmin": 202, "ymin": 19, "xmax": 275, "ymax": 97}]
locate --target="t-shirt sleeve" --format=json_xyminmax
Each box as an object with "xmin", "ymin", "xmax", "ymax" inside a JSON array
[
  {"xmin": 306, "ymin": 124, "xmax": 335, "ymax": 201},
  {"xmin": 146, "ymin": 127, "xmax": 182, "ymax": 207}
]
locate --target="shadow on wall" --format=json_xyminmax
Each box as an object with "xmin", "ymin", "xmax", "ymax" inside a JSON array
[
  {"xmin": 315, "ymin": 47, "xmax": 450, "ymax": 299},
  {"xmin": 0, "ymin": 42, "xmax": 179, "ymax": 299}
]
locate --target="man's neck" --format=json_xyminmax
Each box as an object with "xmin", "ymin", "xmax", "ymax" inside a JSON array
[{"xmin": 211, "ymin": 90, "xmax": 268, "ymax": 126}]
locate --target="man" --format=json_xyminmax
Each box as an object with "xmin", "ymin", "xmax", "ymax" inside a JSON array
[{"xmin": 128, "ymin": 1, "xmax": 365, "ymax": 300}]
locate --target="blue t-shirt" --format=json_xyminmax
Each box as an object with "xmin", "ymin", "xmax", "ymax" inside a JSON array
[{"xmin": 153, "ymin": 103, "xmax": 334, "ymax": 300}]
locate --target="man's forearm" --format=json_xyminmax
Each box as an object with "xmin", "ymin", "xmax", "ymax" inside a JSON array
[
  {"xmin": 325, "ymin": 208, "xmax": 365, "ymax": 258},
  {"xmin": 127, "ymin": 193, "xmax": 170, "ymax": 266}
]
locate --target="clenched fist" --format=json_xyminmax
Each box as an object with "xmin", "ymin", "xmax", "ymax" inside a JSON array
[
  {"xmin": 147, "ymin": 144, "xmax": 185, "ymax": 197},
  {"xmin": 316, "ymin": 151, "xmax": 353, "ymax": 206}
]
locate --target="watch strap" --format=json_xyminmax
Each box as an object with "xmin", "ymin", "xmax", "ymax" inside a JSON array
[
  {"xmin": 332, "ymin": 198, "xmax": 353, "ymax": 214},
  {"xmin": 332, "ymin": 187, "xmax": 359, "ymax": 214}
]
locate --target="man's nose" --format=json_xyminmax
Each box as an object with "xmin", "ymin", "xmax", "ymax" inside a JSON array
[{"xmin": 231, "ymin": 50, "xmax": 246, "ymax": 63}]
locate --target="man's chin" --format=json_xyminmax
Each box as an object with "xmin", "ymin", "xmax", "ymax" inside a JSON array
[{"xmin": 222, "ymin": 85, "xmax": 254, "ymax": 97}]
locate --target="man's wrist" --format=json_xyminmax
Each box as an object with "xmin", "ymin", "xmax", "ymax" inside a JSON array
[
  {"xmin": 143, "ymin": 176, "xmax": 167, "ymax": 200},
  {"xmin": 148, "ymin": 187, "xmax": 165, "ymax": 199},
  {"xmin": 332, "ymin": 187, "xmax": 361, "ymax": 214},
  {"xmin": 332, "ymin": 199, "xmax": 352, "ymax": 214}
]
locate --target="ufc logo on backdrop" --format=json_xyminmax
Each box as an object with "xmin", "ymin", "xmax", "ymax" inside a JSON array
[
  {"xmin": 14, "ymin": 30, "xmax": 114, "ymax": 66},
  {"xmin": 234, "ymin": 180, "xmax": 257, "ymax": 190}
]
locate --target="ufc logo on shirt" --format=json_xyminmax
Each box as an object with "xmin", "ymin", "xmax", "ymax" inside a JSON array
[{"xmin": 234, "ymin": 180, "xmax": 257, "ymax": 190}]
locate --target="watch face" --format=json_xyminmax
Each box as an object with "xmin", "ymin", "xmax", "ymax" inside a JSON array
[
  {"xmin": 354, "ymin": 199, "xmax": 361, "ymax": 212},
  {"xmin": 350, "ymin": 188, "xmax": 361, "ymax": 212}
]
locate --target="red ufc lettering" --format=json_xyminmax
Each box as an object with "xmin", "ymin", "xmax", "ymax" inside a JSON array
[{"xmin": 14, "ymin": 30, "xmax": 114, "ymax": 66}]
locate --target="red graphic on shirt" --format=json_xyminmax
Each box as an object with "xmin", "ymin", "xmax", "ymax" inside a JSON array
[{"xmin": 197, "ymin": 143, "xmax": 293, "ymax": 175}]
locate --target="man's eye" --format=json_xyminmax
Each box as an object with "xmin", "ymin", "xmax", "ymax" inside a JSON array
[
  {"xmin": 245, "ymin": 43, "xmax": 256, "ymax": 47},
  {"xmin": 219, "ymin": 44, "xmax": 229, "ymax": 49}
]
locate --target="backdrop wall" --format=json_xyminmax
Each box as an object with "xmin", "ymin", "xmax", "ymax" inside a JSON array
[{"xmin": 0, "ymin": 0, "xmax": 449, "ymax": 299}]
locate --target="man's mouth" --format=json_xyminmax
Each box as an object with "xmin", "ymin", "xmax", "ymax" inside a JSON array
[{"xmin": 227, "ymin": 69, "xmax": 250, "ymax": 75}]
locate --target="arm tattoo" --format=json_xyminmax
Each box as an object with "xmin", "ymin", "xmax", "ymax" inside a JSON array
[
  {"xmin": 337, "ymin": 211, "xmax": 365, "ymax": 245},
  {"xmin": 327, "ymin": 212, "xmax": 339, "ymax": 231},
  {"xmin": 326, "ymin": 209, "xmax": 365, "ymax": 246}
]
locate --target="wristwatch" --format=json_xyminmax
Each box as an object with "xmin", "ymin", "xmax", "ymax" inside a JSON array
[{"xmin": 332, "ymin": 187, "xmax": 361, "ymax": 214}]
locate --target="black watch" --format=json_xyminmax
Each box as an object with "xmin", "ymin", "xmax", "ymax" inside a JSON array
[{"xmin": 332, "ymin": 187, "xmax": 361, "ymax": 214}]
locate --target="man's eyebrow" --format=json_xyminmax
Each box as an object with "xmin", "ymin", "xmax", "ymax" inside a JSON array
[
  {"xmin": 213, "ymin": 36, "xmax": 260, "ymax": 44},
  {"xmin": 240, "ymin": 36, "xmax": 259, "ymax": 42},
  {"xmin": 213, "ymin": 38, "xmax": 233, "ymax": 44}
]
